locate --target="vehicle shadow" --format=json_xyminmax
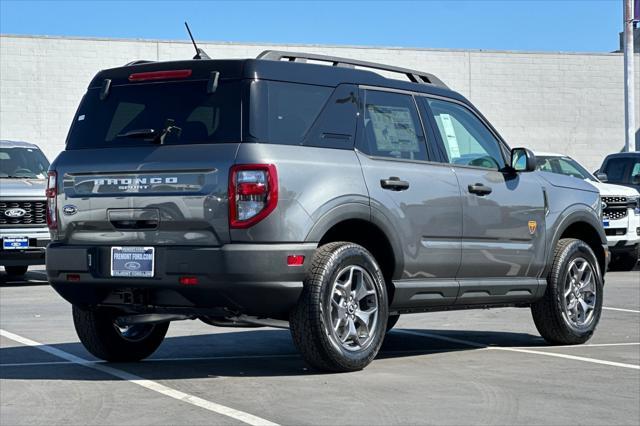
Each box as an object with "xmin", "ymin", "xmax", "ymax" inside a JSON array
[
  {"xmin": 0, "ymin": 328, "xmax": 546, "ymax": 380},
  {"xmin": 0, "ymin": 270, "xmax": 48, "ymax": 287}
]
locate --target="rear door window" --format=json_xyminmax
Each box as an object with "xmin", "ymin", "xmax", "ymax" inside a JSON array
[
  {"xmin": 67, "ymin": 80, "xmax": 242, "ymax": 149},
  {"xmin": 361, "ymin": 90, "xmax": 428, "ymax": 161}
]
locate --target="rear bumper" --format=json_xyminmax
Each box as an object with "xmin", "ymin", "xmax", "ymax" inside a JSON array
[{"xmin": 46, "ymin": 243, "xmax": 317, "ymax": 318}]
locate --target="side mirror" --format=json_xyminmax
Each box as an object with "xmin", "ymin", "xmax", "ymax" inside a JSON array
[
  {"xmin": 596, "ymin": 172, "xmax": 608, "ymax": 182},
  {"xmin": 632, "ymin": 175, "xmax": 640, "ymax": 185},
  {"xmin": 510, "ymin": 147, "xmax": 536, "ymax": 172}
]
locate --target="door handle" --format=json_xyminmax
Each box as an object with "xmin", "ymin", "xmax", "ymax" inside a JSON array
[
  {"xmin": 468, "ymin": 183, "xmax": 492, "ymax": 196},
  {"xmin": 380, "ymin": 177, "xmax": 410, "ymax": 191}
]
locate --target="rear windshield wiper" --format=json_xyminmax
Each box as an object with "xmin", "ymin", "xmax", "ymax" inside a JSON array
[
  {"xmin": 116, "ymin": 129, "xmax": 157, "ymax": 139},
  {"xmin": 115, "ymin": 120, "xmax": 181, "ymax": 145}
]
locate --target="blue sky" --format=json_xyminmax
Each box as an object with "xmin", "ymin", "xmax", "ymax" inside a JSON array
[{"xmin": 0, "ymin": 0, "xmax": 624, "ymax": 52}]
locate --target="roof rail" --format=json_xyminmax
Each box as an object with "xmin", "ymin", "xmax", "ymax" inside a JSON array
[
  {"xmin": 123, "ymin": 60, "xmax": 156, "ymax": 66},
  {"xmin": 256, "ymin": 50, "xmax": 448, "ymax": 89}
]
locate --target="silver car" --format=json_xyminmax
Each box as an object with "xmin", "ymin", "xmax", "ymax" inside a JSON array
[{"xmin": 0, "ymin": 140, "xmax": 50, "ymax": 276}]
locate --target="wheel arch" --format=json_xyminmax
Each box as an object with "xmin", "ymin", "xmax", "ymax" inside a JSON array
[
  {"xmin": 547, "ymin": 207, "xmax": 607, "ymax": 278},
  {"xmin": 306, "ymin": 205, "xmax": 403, "ymax": 301}
]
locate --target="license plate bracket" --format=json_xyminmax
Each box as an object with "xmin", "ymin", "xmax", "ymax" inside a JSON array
[{"xmin": 110, "ymin": 246, "xmax": 155, "ymax": 278}]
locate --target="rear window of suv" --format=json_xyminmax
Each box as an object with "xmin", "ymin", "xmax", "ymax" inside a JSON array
[{"xmin": 66, "ymin": 80, "xmax": 242, "ymax": 149}]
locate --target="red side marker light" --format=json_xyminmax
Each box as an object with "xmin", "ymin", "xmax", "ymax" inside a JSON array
[
  {"xmin": 67, "ymin": 274, "xmax": 80, "ymax": 282},
  {"xmin": 128, "ymin": 69, "xmax": 192, "ymax": 82},
  {"xmin": 287, "ymin": 255, "xmax": 305, "ymax": 266},
  {"xmin": 179, "ymin": 276, "xmax": 199, "ymax": 286}
]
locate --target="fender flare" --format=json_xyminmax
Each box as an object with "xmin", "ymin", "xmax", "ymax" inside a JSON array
[
  {"xmin": 543, "ymin": 204, "xmax": 607, "ymax": 277},
  {"xmin": 305, "ymin": 202, "xmax": 405, "ymax": 280}
]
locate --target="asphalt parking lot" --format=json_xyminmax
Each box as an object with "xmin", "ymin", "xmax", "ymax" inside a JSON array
[{"xmin": 1, "ymin": 266, "xmax": 638, "ymax": 426}]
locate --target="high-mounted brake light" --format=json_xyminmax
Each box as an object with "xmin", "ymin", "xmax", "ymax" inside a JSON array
[
  {"xmin": 128, "ymin": 69, "xmax": 192, "ymax": 82},
  {"xmin": 229, "ymin": 164, "xmax": 278, "ymax": 229},
  {"xmin": 46, "ymin": 171, "xmax": 58, "ymax": 230}
]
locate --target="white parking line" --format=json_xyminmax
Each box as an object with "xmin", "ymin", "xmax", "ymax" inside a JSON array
[
  {"xmin": 396, "ymin": 330, "xmax": 640, "ymax": 370},
  {"xmin": 603, "ymin": 307, "xmax": 640, "ymax": 314},
  {"xmin": 0, "ymin": 329, "xmax": 280, "ymax": 426}
]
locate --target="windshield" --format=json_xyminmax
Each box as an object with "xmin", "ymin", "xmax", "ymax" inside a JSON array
[
  {"xmin": 0, "ymin": 147, "xmax": 50, "ymax": 179},
  {"xmin": 536, "ymin": 156, "xmax": 595, "ymax": 181},
  {"xmin": 66, "ymin": 79, "xmax": 243, "ymax": 149}
]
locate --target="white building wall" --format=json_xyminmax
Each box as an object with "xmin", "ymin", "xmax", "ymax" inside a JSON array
[{"xmin": 1, "ymin": 34, "xmax": 639, "ymax": 170}]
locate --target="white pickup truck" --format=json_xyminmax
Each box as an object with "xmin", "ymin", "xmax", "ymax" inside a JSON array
[
  {"xmin": 536, "ymin": 152, "xmax": 640, "ymax": 271},
  {"xmin": 0, "ymin": 140, "xmax": 50, "ymax": 277}
]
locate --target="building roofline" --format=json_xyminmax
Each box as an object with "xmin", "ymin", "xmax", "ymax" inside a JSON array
[{"xmin": 0, "ymin": 33, "xmax": 632, "ymax": 57}]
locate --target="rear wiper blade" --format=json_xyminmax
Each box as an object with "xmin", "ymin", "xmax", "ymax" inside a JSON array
[
  {"xmin": 115, "ymin": 120, "xmax": 181, "ymax": 144},
  {"xmin": 153, "ymin": 119, "xmax": 182, "ymax": 145},
  {"xmin": 116, "ymin": 129, "xmax": 157, "ymax": 139}
]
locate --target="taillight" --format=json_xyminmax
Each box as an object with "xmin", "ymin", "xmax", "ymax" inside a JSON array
[
  {"xmin": 229, "ymin": 164, "xmax": 278, "ymax": 229},
  {"xmin": 46, "ymin": 171, "xmax": 58, "ymax": 230}
]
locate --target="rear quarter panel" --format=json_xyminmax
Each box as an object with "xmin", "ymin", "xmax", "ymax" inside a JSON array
[{"xmin": 231, "ymin": 143, "xmax": 368, "ymax": 242}]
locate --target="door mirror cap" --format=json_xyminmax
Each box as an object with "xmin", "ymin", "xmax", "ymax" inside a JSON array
[
  {"xmin": 632, "ymin": 175, "xmax": 640, "ymax": 185},
  {"xmin": 510, "ymin": 148, "xmax": 536, "ymax": 172},
  {"xmin": 595, "ymin": 172, "xmax": 608, "ymax": 182}
]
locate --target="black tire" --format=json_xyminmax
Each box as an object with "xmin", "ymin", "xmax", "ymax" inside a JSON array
[
  {"xmin": 5, "ymin": 266, "xmax": 28, "ymax": 276},
  {"xmin": 386, "ymin": 314, "xmax": 400, "ymax": 332},
  {"xmin": 531, "ymin": 238, "xmax": 603, "ymax": 345},
  {"xmin": 72, "ymin": 305, "xmax": 169, "ymax": 362},
  {"xmin": 290, "ymin": 242, "xmax": 389, "ymax": 372},
  {"xmin": 608, "ymin": 245, "xmax": 639, "ymax": 272}
]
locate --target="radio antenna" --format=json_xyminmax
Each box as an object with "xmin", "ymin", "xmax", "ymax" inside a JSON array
[{"xmin": 184, "ymin": 22, "xmax": 211, "ymax": 60}]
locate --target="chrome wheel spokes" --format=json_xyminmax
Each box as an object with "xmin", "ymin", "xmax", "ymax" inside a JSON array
[
  {"xmin": 562, "ymin": 257, "xmax": 597, "ymax": 329},
  {"xmin": 328, "ymin": 265, "xmax": 379, "ymax": 351}
]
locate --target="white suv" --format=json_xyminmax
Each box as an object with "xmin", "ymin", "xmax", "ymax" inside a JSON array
[
  {"xmin": 0, "ymin": 140, "xmax": 50, "ymax": 277},
  {"xmin": 536, "ymin": 152, "xmax": 639, "ymax": 271}
]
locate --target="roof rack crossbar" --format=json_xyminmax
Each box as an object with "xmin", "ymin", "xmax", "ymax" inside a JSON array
[{"xmin": 256, "ymin": 50, "xmax": 448, "ymax": 89}]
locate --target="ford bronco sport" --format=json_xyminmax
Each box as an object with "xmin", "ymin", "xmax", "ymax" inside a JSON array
[{"xmin": 46, "ymin": 51, "xmax": 608, "ymax": 372}]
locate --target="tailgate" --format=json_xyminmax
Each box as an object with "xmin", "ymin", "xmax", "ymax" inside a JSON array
[{"xmin": 53, "ymin": 144, "xmax": 238, "ymax": 246}]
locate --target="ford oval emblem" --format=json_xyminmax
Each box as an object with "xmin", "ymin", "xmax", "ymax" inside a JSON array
[
  {"xmin": 63, "ymin": 205, "xmax": 78, "ymax": 216},
  {"xmin": 4, "ymin": 208, "xmax": 26, "ymax": 218},
  {"xmin": 124, "ymin": 261, "xmax": 141, "ymax": 271}
]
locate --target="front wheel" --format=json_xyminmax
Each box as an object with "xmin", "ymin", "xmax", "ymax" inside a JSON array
[
  {"xmin": 72, "ymin": 306, "xmax": 169, "ymax": 362},
  {"xmin": 290, "ymin": 242, "xmax": 389, "ymax": 372},
  {"xmin": 531, "ymin": 238, "xmax": 603, "ymax": 345}
]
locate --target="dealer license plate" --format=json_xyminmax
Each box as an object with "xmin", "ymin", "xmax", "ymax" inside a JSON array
[
  {"xmin": 111, "ymin": 246, "xmax": 154, "ymax": 278},
  {"xmin": 3, "ymin": 237, "xmax": 29, "ymax": 250}
]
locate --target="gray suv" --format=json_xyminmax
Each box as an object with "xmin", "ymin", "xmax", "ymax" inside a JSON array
[{"xmin": 47, "ymin": 51, "xmax": 608, "ymax": 372}]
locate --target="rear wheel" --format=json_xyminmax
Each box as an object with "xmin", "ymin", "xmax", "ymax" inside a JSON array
[
  {"xmin": 72, "ymin": 305, "xmax": 169, "ymax": 362},
  {"xmin": 531, "ymin": 238, "xmax": 603, "ymax": 345},
  {"xmin": 290, "ymin": 242, "xmax": 388, "ymax": 372},
  {"xmin": 4, "ymin": 266, "xmax": 28, "ymax": 276}
]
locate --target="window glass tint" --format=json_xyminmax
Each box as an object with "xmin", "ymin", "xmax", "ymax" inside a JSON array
[
  {"xmin": 266, "ymin": 82, "xmax": 332, "ymax": 144},
  {"xmin": 603, "ymin": 157, "xmax": 640, "ymax": 184},
  {"xmin": 427, "ymin": 99, "xmax": 505, "ymax": 170},
  {"xmin": 303, "ymin": 84, "xmax": 358, "ymax": 150},
  {"xmin": 67, "ymin": 80, "xmax": 242, "ymax": 149},
  {"xmin": 363, "ymin": 90, "xmax": 427, "ymax": 161},
  {"xmin": 0, "ymin": 147, "xmax": 50, "ymax": 178}
]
